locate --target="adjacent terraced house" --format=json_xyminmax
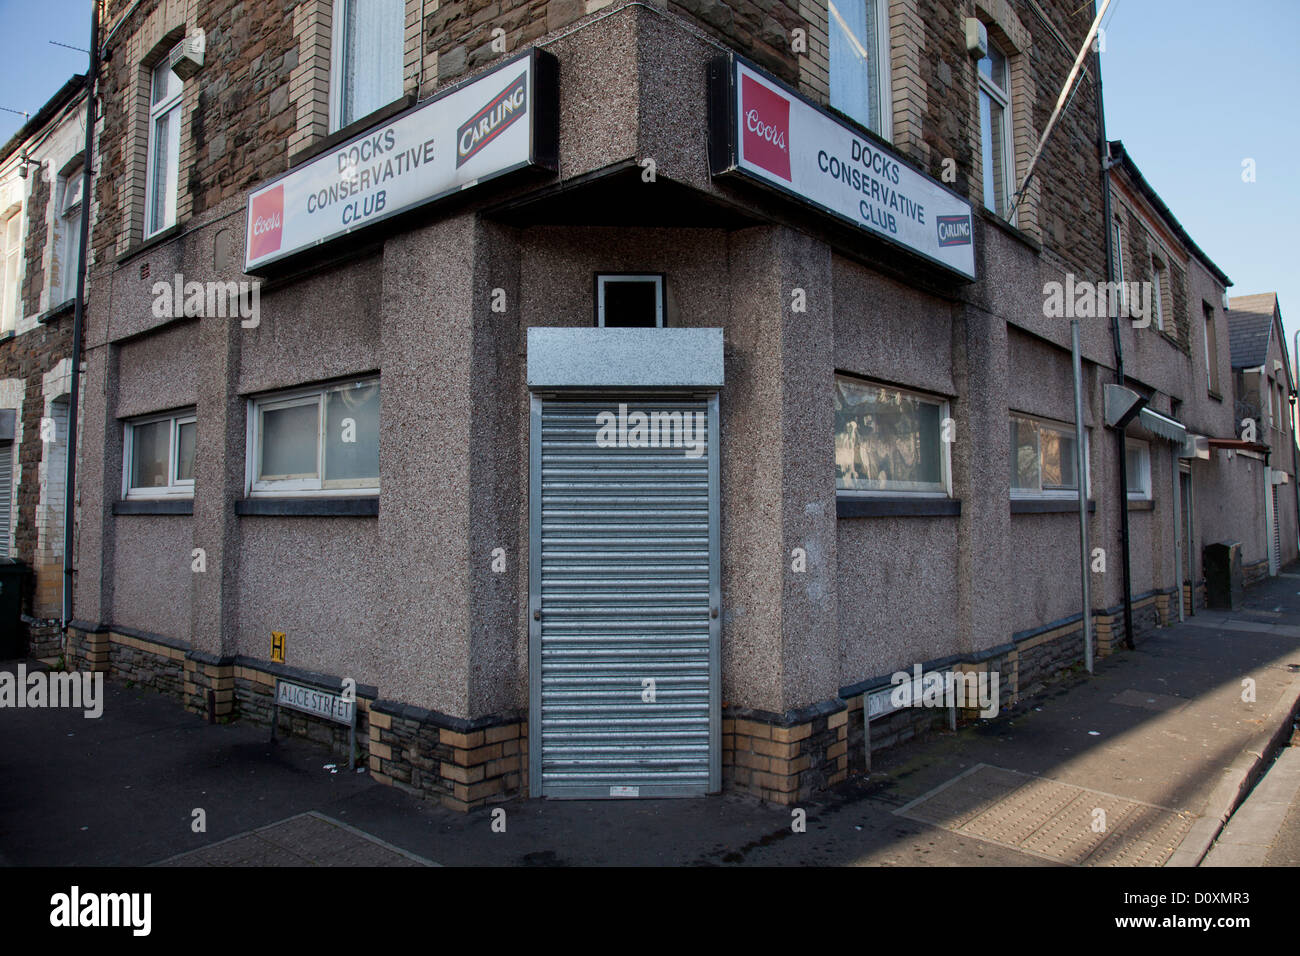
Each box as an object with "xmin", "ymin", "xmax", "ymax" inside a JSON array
[{"xmin": 60, "ymin": 0, "xmax": 1296, "ymax": 810}]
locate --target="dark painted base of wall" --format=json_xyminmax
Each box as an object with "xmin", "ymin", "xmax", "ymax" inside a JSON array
[{"xmin": 60, "ymin": 567, "xmax": 1265, "ymax": 811}]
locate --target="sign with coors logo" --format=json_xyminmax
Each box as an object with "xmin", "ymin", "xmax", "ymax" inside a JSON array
[
  {"xmin": 243, "ymin": 51, "xmax": 557, "ymax": 272},
  {"xmin": 710, "ymin": 56, "xmax": 976, "ymax": 281}
]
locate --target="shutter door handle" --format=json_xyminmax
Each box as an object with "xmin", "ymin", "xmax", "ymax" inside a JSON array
[{"xmin": 534, "ymin": 609, "xmax": 542, "ymax": 621}]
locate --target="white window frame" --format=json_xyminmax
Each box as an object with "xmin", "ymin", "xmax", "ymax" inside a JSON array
[
  {"xmin": 329, "ymin": 0, "xmax": 405, "ymax": 133},
  {"xmin": 828, "ymin": 0, "xmax": 893, "ymax": 140},
  {"xmin": 1125, "ymin": 439, "xmax": 1152, "ymax": 500},
  {"xmin": 144, "ymin": 60, "xmax": 183, "ymax": 238},
  {"xmin": 978, "ymin": 37, "xmax": 1015, "ymax": 221},
  {"xmin": 58, "ymin": 166, "xmax": 84, "ymax": 304},
  {"xmin": 596, "ymin": 274, "xmax": 665, "ymax": 328},
  {"xmin": 1, "ymin": 205, "xmax": 22, "ymax": 333},
  {"xmin": 834, "ymin": 376, "xmax": 952, "ymax": 498},
  {"xmin": 247, "ymin": 377, "xmax": 380, "ymax": 497},
  {"xmin": 1009, "ymin": 413, "xmax": 1090, "ymax": 499},
  {"xmin": 122, "ymin": 410, "xmax": 197, "ymax": 499}
]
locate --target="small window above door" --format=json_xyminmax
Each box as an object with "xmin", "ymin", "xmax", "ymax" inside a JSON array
[{"xmin": 595, "ymin": 273, "xmax": 665, "ymax": 328}]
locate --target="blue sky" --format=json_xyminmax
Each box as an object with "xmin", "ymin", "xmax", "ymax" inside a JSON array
[{"xmin": 2, "ymin": 0, "xmax": 1299, "ymax": 348}]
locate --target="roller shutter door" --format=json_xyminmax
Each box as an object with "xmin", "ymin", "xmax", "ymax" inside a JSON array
[{"xmin": 530, "ymin": 395, "xmax": 719, "ymax": 798}]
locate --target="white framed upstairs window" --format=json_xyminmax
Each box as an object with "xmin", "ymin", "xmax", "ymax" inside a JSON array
[
  {"xmin": 58, "ymin": 165, "xmax": 84, "ymax": 304},
  {"xmin": 145, "ymin": 60, "xmax": 183, "ymax": 238},
  {"xmin": 1125, "ymin": 439, "xmax": 1152, "ymax": 500},
  {"xmin": 123, "ymin": 410, "xmax": 196, "ymax": 498},
  {"xmin": 978, "ymin": 37, "xmax": 1014, "ymax": 219},
  {"xmin": 331, "ymin": 0, "xmax": 405, "ymax": 131},
  {"xmin": 835, "ymin": 375, "xmax": 950, "ymax": 496},
  {"xmin": 828, "ymin": 0, "xmax": 892, "ymax": 139},
  {"xmin": 1010, "ymin": 414, "xmax": 1088, "ymax": 498},
  {"xmin": 1, "ymin": 207, "xmax": 20, "ymax": 333},
  {"xmin": 249, "ymin": 378, "xmax": 380, "ymax": 496}
]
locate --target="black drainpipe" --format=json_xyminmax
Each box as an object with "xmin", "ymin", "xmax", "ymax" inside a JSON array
[
  {"xmin": 1094, "ymin": 48, "xmax": 1136, "ymax": 650},
  {"xmin": 62, "ymin": 1, "xmax": 100, "ymax": 632}
]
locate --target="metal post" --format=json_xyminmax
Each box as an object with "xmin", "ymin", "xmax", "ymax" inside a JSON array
[
  {"xmin": 1172, "ymin": 452, "xmax": 1184, "ymax": 623},
  {"xmin": 1071, "ymin": 319, "xmax": 1094, "ymax": 673}
]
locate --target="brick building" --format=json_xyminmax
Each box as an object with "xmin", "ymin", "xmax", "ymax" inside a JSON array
[
  {"xmin": 0, "ymin": 75, "xmax": 89, "ymax": 658},
  {"xmin": 60, "ymin": 0, "xmax": 1288, "ymax": 810}
]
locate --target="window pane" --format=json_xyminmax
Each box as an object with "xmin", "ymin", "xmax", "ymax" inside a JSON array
[
  {"xmin": 151, "ymin": 61, "xmax": 180, "ymax": 105},
  {"xmin": 981, "ymin": 91, "xmax": 1007, "ymax": 214},
  {"xmin": 979, "ymin": 45, "xmax": 1008, "ymax": 91},
  {"xmin": 324, "ymin": 382, "xmax": 380, "ymax": 482},
  {"xmin": 149, "ymin": 111, "xmax": 171, "ymax": 233},
  {"xmin": 1010, "ymin": 417, "xmax": 1039, "ymax": 491},
  {"xmin": 176, "ymin": 421, "xmax": 196, "ymax": 482},
  {"xmin": 1126, "ymin": 447, "xmax": 1143, "ymax": 490},
  {"xmin": 260, "ymin": 402, "xmax": 320, "ymax": 479},
  {"xmin": 829, "ymin": 0, "xmax": 881, "ymax": 133},
  {"xmin": 835, "ymin": 378, "xmax": 942, "ymax": 492},
  {"xmin": 341, "ymin": 0, "xmax": 404, "ymax": 126},
  {"xmin": 1040, "ymin": 428, "xmax": 1077, "ymax": 490},
  {"xmin": 62, "ymin": 171, "xmax": 83, "ymax": 215},
  {"xmin": 130, "ymin": 420, "xmax": 171, "ymax": 489}
]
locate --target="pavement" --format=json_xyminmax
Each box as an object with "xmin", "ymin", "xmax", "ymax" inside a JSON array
[{"xmin": 3, "ymin": 568, "xmax": 1300, "ymax": 867}]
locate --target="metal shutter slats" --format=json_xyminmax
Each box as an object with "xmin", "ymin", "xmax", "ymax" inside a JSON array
[{"xmin": 534, "ymin": 398, "xmax": 717, "ymax": 798}]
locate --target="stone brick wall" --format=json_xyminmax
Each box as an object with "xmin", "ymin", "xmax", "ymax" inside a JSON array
[
  {"xmin": 0, "ymin": 317, "xmax": 73, "ymax": 629},
  {"xmin": 369, "ymin": 704, "xmax": 527, "ymax": 811},
  {"xmin": 724, "ymin": 703, "xmax": 848, "ymax": 803},
  {"xmin": 21, "ymin": 175, "xmax": 50, "ymax": 317}
]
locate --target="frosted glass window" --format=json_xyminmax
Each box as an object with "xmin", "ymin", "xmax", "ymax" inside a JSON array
[
  {"xmin": 324, "ymin": 381, "xmax": 380, "ymax": 482},
  {"xmin": 829, "ymin": 0, "xmax": 888, "ymax": 136},
  {"xmin": 260, "ymin": 402, "xmax": 320, "ymax": 479}
]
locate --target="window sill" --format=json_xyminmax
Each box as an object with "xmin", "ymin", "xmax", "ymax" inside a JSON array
[
  {"xmin": 837, "ymin": 497, "xmax": 960, "ymax": 518},
  {"xmin": 976, "ymin": 206, "xmax": 1042, "ymax": 254},
  {"xmin": 1127, "ymin": 498, "xmax": 1154, "ymax": 511},
  {"xmin": 38, "ymin": 299, "xmax": 75, "ymax": 324},
  {"xmin": 287, "ymin": 94, "xmax": 417, "ymax": 170},
  {"xmin": 116, "ymin": 223, "xmax": 183, "ymax": 265},
  {"xmin": 114, "ymin": 498, "xmax": 194, "ymax": 515},
  {"xmin": 236, "ymin": 497, "xmax": 378, "ymax": 517},
  {"xmin": 1011, "ymin": 498, "xmax": 1096, "ymax": 514}
]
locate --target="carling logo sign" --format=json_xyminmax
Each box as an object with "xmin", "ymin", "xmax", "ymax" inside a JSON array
[
  {"xmin": 740, "ymin": 75, "xmax": 791, "ymax": 181},
  {"xmin": 458, "ymin": 72, "xmax": 528, "ymax": 168},
  {"xmin": 936, "ymin": 214, "xmax": 972, "ymax": 247},
  {"xmin": 716, "ymin": 58, "xmax": 976, "ymax": 280}
]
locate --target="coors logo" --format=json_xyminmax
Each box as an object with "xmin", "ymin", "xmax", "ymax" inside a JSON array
[
  {"xmin": 457, "ymin": 72, "xmax": 528, "ymax": 168},
  {"xmin": 248, "ymin": 185, "xmax": 284, "ymax": 260},
  {"xmin": 740, "ymin": 75, "xmax": 791, "ymax": 182}
]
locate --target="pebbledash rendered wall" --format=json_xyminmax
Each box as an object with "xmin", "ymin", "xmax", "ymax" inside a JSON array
[{"xmin": 67, "ymin": 0, "xmax": 1280, "ymax": 811}]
